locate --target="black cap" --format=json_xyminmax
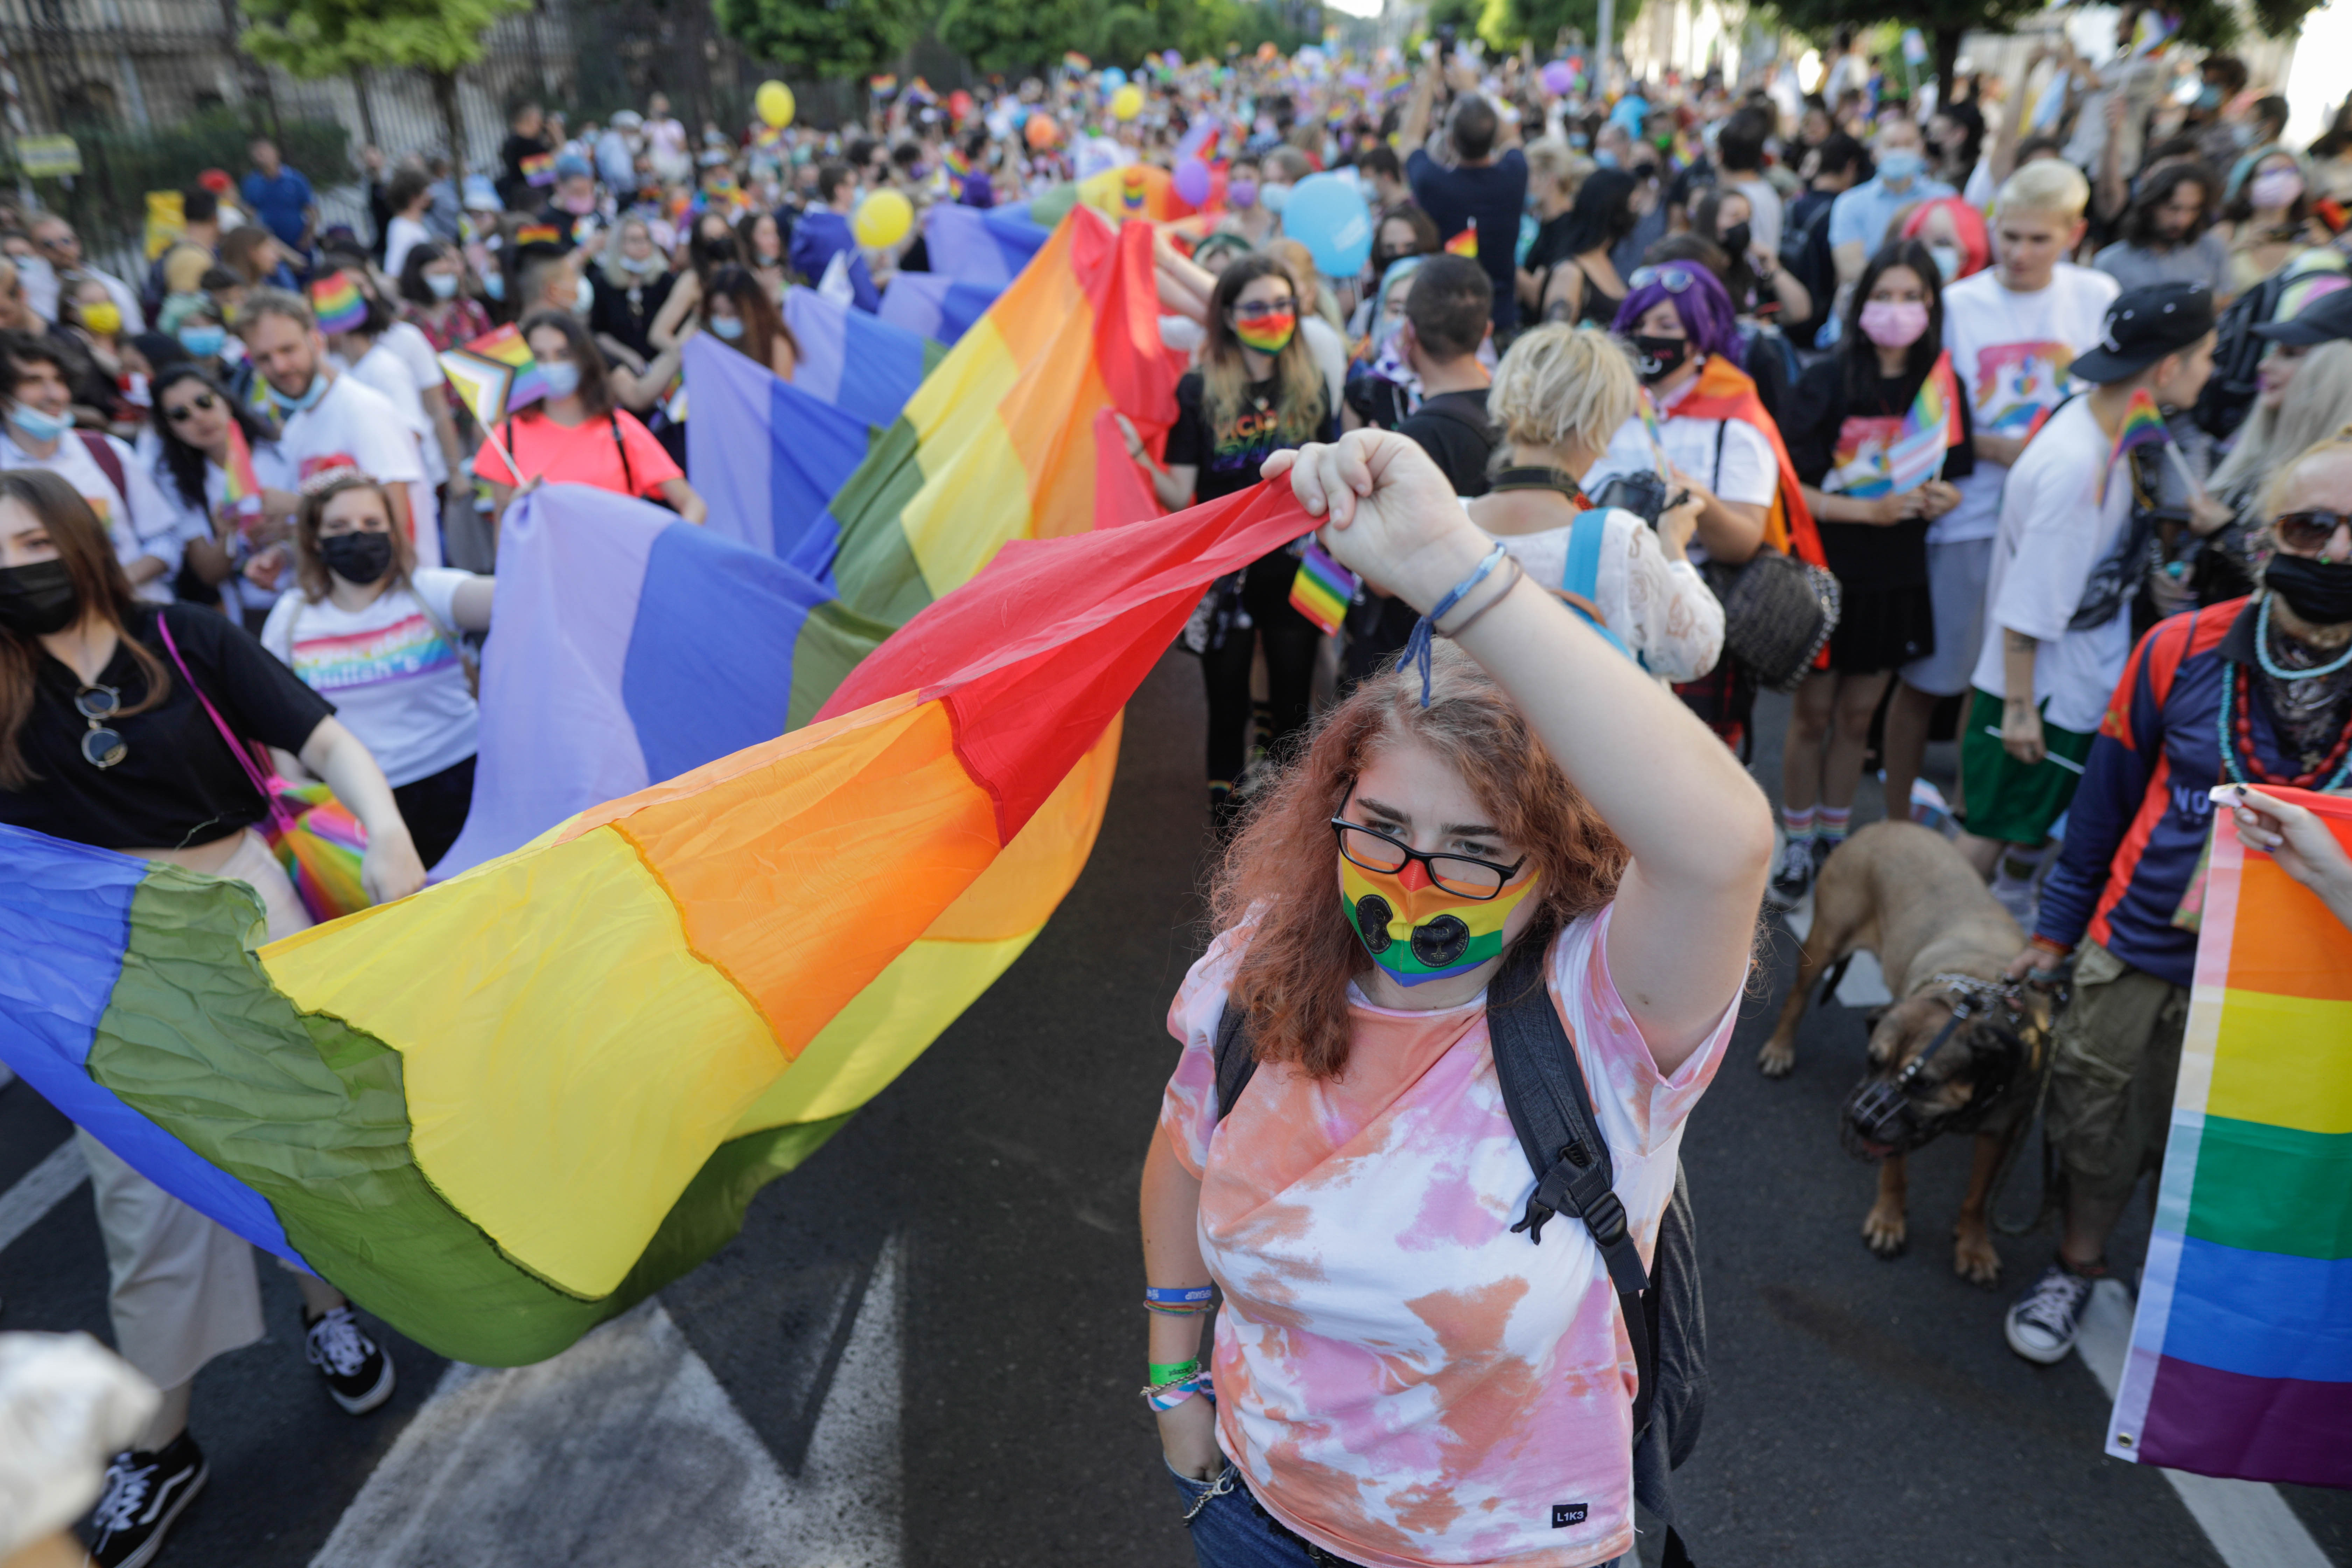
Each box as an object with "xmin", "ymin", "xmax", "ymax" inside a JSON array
[
  {"xmin": 2252, "ymin": 282, "xmax": 2352, "ymax": 348},
  {"xmin": 2073, "ymin": 281, "xmax": 2218, "ymax": 384}
]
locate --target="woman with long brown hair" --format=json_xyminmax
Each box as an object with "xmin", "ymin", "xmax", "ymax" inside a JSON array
[
  {"xmin": 0, "ymin": 468, "xmax": 422, "ymax": 1568},
  {"xmin": 1140, "ymin": 428, "xmax": 1771, "ymax": 1566},
  {"xmin": 1136, "ymin": 253, "xmax": 1339, "ymax": 830},
  {"xmin": 700, "ymin": 263, "xmax": 800, "ymax": 382},
  {"xmin": 259, "ymin": 471, "xmax": 493, "ymax": 868}
]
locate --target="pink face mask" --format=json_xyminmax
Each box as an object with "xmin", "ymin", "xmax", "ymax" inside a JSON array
[{"xmin": 1858, "ymin": 299, "xmax": 1931, "ymax": 349}]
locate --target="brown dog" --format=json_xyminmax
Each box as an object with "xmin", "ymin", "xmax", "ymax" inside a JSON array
[{"xmin": 1758, "ymin": 822, "xmax": 2054, "ymax": 1285}]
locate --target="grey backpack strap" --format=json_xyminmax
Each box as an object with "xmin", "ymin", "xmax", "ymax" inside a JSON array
[
  {"xmin": 1212, "ymin": 1003, "xmax": 1257, "ymax": 1122},
  {"xmin": 1483, "ymin": 938, "xmax": 1659, "ymax": 1438}
]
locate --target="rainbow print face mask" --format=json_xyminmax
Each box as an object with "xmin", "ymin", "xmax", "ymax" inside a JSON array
[
  {"xmin": 1232, "ymin": 309, "xmax": 1296, "ymax": 354},
  {"xmin": 1341, "ymin": 854, "xmax": 1538, "ymax": 986}
]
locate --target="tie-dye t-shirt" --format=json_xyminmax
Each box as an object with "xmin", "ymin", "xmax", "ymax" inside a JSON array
[
  {"xmin": 259, "ymin": 567, "xmax": 479, "ymax": 788},
  {"xmin": 1160, "ymin": 906, "xmax": 1737, "ymax": 1567}
]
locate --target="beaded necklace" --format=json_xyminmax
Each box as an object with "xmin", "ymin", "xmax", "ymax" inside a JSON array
[{"xmin": 2217, "ymin": 659, "xmax": 2352, "ymax": 790}]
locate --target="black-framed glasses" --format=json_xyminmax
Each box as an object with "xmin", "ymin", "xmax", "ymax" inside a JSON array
[
  {"xmin": 1628, "ymin": 264, "xmax": 1699, "ymax": 293},
  {"xmin": 163, "ymin": 392, "xmax": 218, "ymax": 424},
  {"xmin": 1231, "ymin": 298, "xmax": 1297, "ymax": 321},
  {"xmin": 2276, "ymin": 510, "xmax": 2352, "ymax": 555},
  {"xmin": 75, "ymin": 683, "xmax": 125, "ymax": 769},
  {"xmin": 1330, "ymin": 818, "xmax": 1527, "ymax": 899}
]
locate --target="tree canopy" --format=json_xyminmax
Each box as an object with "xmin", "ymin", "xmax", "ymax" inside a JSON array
[
  {"xmin": 240, "ymin": 0, "xmax": 526, "ymax": 77},
  {"xmin": 714, "ymin": 0, "xmax": 931, "ymax": 82}
]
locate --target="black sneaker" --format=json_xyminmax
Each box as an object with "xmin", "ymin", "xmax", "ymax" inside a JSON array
[
  {"xmin": 88, "ymin": 1431, "xmax": 207, "ymax": 1568},
  {"xmin": 1811, "ymin": 834, "xmax": 1841, "ymax": 876},
  {"xmin": 1766, "ymin": 834, "xmax": 1815, "ymax": 908},
  {"xmin": 306, "ymin": 1304, "xmax": 396, "ymax": 1414},
  {"xmin": 2005, "ymin": 1260, "xmax": 2097, "ymax": 1364}
]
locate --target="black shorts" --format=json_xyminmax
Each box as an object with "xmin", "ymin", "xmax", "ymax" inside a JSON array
[{"xmin": 1827, "ymin": 582, "xmax": 1935, "ymax": 674}]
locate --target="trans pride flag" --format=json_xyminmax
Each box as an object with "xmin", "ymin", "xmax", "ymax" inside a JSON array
[{"xmin": 2105, "ymin": 786, "xmax": 2352, "ymax": 1486}]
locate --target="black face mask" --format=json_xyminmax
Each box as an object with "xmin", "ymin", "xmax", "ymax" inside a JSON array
[
  {"xmin": 0, "ymin": 558, "xmax": 79, "ymax": 636},
  {"xmin": 320, "ymin": 530, "xmax": 396, "ymax": 586},
  {"xmin": 1632, "ymin": 333, "xmax": 1692, "ymax": 383},
  {"xmin": 1721, "ymin": 220, "xmax": 1752, "ymax": 259},
  {"xmin": 2266, "ymin": 552, "xmax": 2352, "ymax": 627}
]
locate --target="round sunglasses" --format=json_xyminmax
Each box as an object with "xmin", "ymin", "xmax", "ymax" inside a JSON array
[
  {"xmin": 162, "ymin": 392, "xmax": 218, "ymax": 425},
  {"xmin": 1628, "ymin": 264, "xmax": 1701, "ymax": 294},
  {"xmin": 75, "ymin": 682, "xmax": 126, "ymax": 769}
]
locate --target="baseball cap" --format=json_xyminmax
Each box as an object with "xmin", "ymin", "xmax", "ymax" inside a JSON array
[
  {"xmin": 2252, "ymin": 282, "xmax": 2352, "ymax": 348},
  {"xmin": 611, "ymin": 110, "xmax": 644, "ymax": 129},
  {"xmin": 2072, "ymin": 281, "xmax": 2217, "ymax": 383}
]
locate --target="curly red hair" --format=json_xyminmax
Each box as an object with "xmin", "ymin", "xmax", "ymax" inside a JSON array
[{"xmin": 1209, "ymin": 643, "xmax": 1628, "ymax": 1080}]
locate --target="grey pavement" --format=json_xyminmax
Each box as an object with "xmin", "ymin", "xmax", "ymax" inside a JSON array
[{"xmin": 3, "ymin": 658, "xmax": 2347, "ymax": 1567}]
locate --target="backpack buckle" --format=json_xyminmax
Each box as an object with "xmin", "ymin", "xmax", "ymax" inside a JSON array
[{"xmin": 1583, "ymin": 1189, "xmax": 1629, "ymax": 1248}]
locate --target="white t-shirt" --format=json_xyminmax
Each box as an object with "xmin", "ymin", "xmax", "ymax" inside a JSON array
[
  {"xmin": 348, "ymin": 339, "xmax": 447, "ymax": 487},
  {"xmin": 1935, "ymin": 264, "xmax": 2119, "ymax": 547},
  {"xmin": 1966, "ymin": 396, "xmax": 2137, "ymax": 734},
  {"xmin": 384, "ymin": 215, "xmax": 433, "ymax": 281},
  {"xmin": 1581, "ymin": 365, "xmax": 1776, "ymax": 562},
  {"xmin": 260, "ymin": 568, "xmax": 479, "ymax": 787},
  {"xmin": 0, "ymin": 428, "xmax": 182, "ymax": 603},
  {"xmin": 277, "ymin": 373, "xmax": 439, "ymax": 570}
]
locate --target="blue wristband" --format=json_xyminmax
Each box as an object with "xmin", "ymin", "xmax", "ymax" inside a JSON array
[
  {"xmin": 1400, "ymin": 542, "xmax": 1508, "ymax": 708},
  {"xmin": 1146, "ymin": 1285, "xmax": 1215, "ymax": 1306}
]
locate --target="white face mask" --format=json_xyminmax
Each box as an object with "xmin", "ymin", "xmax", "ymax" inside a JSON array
[
  {"xmin": 426, "ymin": 271, "xmax": 460, "ymax": 300},
  {"xmin": 573, "ymin": 275, "xmax": 595, "ymax": 312},
  {"xmin": 1929, "ymin": 243, "xmax": 1963, "ymax": 281}
]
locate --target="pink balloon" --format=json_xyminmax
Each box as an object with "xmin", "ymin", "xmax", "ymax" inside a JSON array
[{"xmin": 1174, "ymin": 156, "xmax": 1212, "ymax": 207}]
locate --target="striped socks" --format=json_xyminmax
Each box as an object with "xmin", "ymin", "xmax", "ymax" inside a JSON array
[
  {"xmin": 1818, "ymin": 805, "xmax": 1852, "ymax": 847},
  {"xmin": 1782, "ymin": 805, "xmax": 1816, "ymax": 846}
]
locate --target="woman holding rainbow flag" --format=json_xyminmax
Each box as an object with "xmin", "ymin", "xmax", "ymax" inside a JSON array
[
  {"xmin": 1773, "ymin": 238, "xmax": 1973, "ymax": 905},
  {"xmin": 149, "ymin": 362, "xmax": 299, "ymax": 630}
]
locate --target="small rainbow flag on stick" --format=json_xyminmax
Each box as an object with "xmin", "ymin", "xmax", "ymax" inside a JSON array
[
  {"xmin": 2100, "ymin": 387, "xmax": 2170, "ymax": 502},
  {"xmin": 1878, "ymin": 349, "xmax": 1966, "ymax": 495},
  {"xmin": 309, "ymin": 271, "xmax": 367, "ymax": 334},
  {"xmin": 221, "ymin": 420, "xmax": 264, "ymax": 522},
  {"xmin": 1443, "ymin": 222, "xmax": 1478, "ymax": 258},
  {"xmin": 438, "ymin": 323, "xmax": 548, "ymax": 429},
  {"xmin": 1288, "ymin": 539, "xmax": 1358, "ymax": 635}
]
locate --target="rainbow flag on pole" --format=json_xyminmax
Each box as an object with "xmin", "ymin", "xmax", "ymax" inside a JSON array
[
  {"xmin": 221, "ymin": 420, "xmax": 264, "ymax": 520},
  {"xmin": 1288, "ymin": 539, "xmax": 1357, "ymax": 634},
  {"xmin": 1878, "ymin": 350, "xmax": 1965, "ymax": 494},
  {"xmin": 2100, "ymin": 386, "xmax": 2170, "ymax": 503},
  {"xmin": 1443, "ymin": 222, "xmax": 1478, "ymax": 258},
  {"xmin": 2105, "ymin": 786, "xmax": 2352, "ymax": 1486}
]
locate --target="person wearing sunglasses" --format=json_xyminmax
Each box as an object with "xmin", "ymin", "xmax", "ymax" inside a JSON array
[
  {"xmin": 150, "ymin": 363, "xmax": 299, "ymax": 627},
  {"xmin": 1148, "ymin": 254, "xmax": 1339, "ymax": 834},
  {"xmin": 0, "ymin": 467, "xmax": 423, "ymax": 1568},
  {"xmin": 1142, "ymin": 425, "xmax": 1771, "ymax": 1568},
  {"xmin": 1996, "ymin": 429, "xmax": 2352, "ymax": 1372}
]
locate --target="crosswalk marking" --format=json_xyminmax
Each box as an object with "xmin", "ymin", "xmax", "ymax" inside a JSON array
[
  {"xmin": 0, "ymin": 1138, "xmax": 87, "ymax": 1256},
  {"xmin": 312, "ymin": 1238, "xmax": 903, "ymax": 1568}
]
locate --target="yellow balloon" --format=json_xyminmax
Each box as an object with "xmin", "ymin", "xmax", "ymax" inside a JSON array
[
  {"xmin": 755, "ymin": 80, "xmax": 796, "ymax": 128},
  {"xmin": 853, "ymin": 188, "xmax": 913, "ymax": 249},
  {"xmin": 1111, "ymin": 84, "xmax": 1144, "ymax": 120}
]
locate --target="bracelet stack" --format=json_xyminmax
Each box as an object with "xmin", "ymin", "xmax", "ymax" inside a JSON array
[
  {"xmin": 1144, "ymin": 1284, "xmax": 1215, "ymax": 1316},
  {"xmin": 1143, "ymin": 1357, "xmax": 1211, "ymax": 1411}
]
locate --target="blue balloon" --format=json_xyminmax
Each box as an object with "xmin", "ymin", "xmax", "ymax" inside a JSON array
[
  {"xmin": 1281, "ymin": 172, "xmax": 1373, "ymax": 280},
  {"xmin": 1101, "ymin": 66, "xmax": 1128, "ymax": 90}
]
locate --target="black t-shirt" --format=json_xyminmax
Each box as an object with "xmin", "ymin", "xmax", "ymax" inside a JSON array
[
  {"xmin": 589, "ymin": 267, "xmax": 677, "ymax": 361},
  {"xmin": 0, "ymin": 603, "xmax": 335, "ymax": 850},
  {"xmin": 498, "ymin": 133, "xmax": 552, "ymax": 204},
  {"xmin": 1406, "ymin": 147, "xmax": 1529, "ymax": 333},
  {"xmin": 1345, "ymin": 372, "xmax": 1413, "ymax": 432},
  {"xmin": 1164, "ymin": 368, "xmax": 1337, "ymax": 505},
  {"xmin": 1395, "ymin": 388, "xmax": 1497, "ymax": 497},
  {"xmin": 1787, "ymin": 355, "xmax": 1978, "ymax": 590},
  {"xmin": 1522, "ymin": 211, "xmax": 1578, "ymax": 278}
]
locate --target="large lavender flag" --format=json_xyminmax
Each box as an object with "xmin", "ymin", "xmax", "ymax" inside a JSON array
[
  {"xmin": 434, "ymin": 484, "xmax": 830, "ymax": 876},
  {"xmin": 682, "ymin": 335, "xmax": 869, "ymax": 581},
  {"xmin": 782, "ymin": 286, "xmax": 944, "ymax": 429}
]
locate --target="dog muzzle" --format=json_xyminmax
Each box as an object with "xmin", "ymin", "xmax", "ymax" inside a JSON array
[{"xmin": 1837, "ymin": 990, "xmax": 2037, "ymax": 1162}]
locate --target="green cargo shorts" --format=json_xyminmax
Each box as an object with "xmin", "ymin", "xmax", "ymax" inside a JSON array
[{"xmin": 2045, "ymin": 941, "xmax": 2192, "ymax": 1209}]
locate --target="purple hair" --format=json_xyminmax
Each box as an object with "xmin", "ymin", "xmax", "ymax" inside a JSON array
[{"xmin": 1611, "ymin": 262, "xmax": 1744, "ymax": 366}]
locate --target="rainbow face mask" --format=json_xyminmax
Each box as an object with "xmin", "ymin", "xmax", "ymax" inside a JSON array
[
  {"xmin": 1341, "ymin": 853, "xmax": 1538, "ymax": 987},
  {"xmin": 1232, "ymin": 309, "xmax": 1296, "ymax": 354}
]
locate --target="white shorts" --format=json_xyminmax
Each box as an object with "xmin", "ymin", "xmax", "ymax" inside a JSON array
[
  {"xmin": 1901, "ymin": 537, "xmax": 1995, "ymax": 698},
  {"xmin": 81, "ymin": 831, "xmax": 313, "ymax": 1389}
]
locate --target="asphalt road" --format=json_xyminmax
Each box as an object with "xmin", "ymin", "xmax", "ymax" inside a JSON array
[{"xmin": 5, "ymin": 653, "xmax": 2348, "ymax": 1567}]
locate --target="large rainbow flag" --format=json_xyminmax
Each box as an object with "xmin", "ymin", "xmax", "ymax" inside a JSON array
[
  {"xmin": 683, "ymin": 335, "xmax": 871, "ymax": 581},
  {"xmin": 0, "ymin": 481, "xmax": 1315, "ymax": 1367},
  {"xmin": 782, "ymin": 285, "xmax": 945, "ymax": 429},
  {"xmin": 2105, "ymin": 785, "xmax": 2352, "ymax": 1486}
]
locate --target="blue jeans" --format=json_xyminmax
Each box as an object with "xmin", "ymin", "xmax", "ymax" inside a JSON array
[{"xmin": 1168, "ymin": 1463, "xmax": 1624, "ymax": 1568}]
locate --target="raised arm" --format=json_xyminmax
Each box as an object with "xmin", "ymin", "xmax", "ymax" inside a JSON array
[{"xmin": 1270, "ymin": 430, "xmax": 1773, "ymax": 1070}]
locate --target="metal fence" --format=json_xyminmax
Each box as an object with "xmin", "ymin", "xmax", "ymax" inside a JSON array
[{"xmin": 0, "ymin": 0, "xmax": 947, "ymax": 279}]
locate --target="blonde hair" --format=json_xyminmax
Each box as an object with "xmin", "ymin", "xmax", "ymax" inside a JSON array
[
  {"xmin": 2257, "ymin": 426, "xmax": 2352, "ymax": 527},
  {"xmin": 1486, "ymin": 323, "xmax": 1639, "ymax": 453},
  {"xmin": 1997, "ymin": 158, "xmax": 2090, "ymax": 221},
  {"xmin": 1526, "ymin": 137, "xmax": 1592, "ymax": 196},
  {"xmin": 2213, "ymin": 340, "xmax": 2352, "ymax": 507}
]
